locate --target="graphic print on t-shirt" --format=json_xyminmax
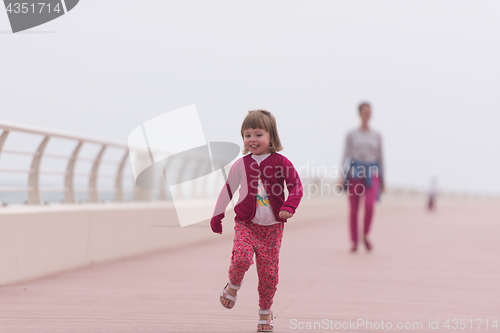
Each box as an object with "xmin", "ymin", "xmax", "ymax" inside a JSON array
[{"xmin": 256, "ymin": 176, "xmax": 269, "ymax": 206}]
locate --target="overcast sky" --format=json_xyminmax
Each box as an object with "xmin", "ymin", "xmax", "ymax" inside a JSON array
[{"xmin": 1, "ymin": 0, "xmax": 499, "ymax": 195}]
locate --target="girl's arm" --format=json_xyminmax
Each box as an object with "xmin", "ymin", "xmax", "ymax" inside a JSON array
[
  {"xmin": 279, "ymin": 156, "xmax": 303, "ymax": 216},
  {"xmin": 210, "ymin": 159, "xmax": 242, "ymax": 233}
]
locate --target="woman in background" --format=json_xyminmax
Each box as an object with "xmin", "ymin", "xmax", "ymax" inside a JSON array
[{"xmin": 339, "ymin": 102, "xmax": 385, "ymax": 252}]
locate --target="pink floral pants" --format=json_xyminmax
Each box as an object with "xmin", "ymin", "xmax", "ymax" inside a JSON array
[{"xmin": 228, "ymin": 221, "xmax": 284, "ymax": 309}]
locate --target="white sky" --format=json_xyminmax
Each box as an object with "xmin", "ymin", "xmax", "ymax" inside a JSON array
[{"xmin": 1, "ymin": 0, "xmax": 499, "ymax": 195}]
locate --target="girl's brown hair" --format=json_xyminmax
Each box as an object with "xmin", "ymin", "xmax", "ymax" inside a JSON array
[{"xmin": 241, "ymin": 109, "xmax": 283, "ymax": 155}]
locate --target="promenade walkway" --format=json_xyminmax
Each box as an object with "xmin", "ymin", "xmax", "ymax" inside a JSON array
[{"xmin": 1, "ymin": 196, "xmax": 499, "ymax": 332}]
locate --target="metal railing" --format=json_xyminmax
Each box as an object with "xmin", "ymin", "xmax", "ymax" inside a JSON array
[
  {"xmin": 2, "ymin": 121, "xmax": 392, "ymax": 206},
  {"xmin": 0, "ymin": 121, "xmax": 133, "ymax": 205},
  {"xmin": 0, "ymin": 121, "xmax": 241, "ymax": 206}
]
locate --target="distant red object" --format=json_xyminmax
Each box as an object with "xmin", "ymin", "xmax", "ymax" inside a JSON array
[{"xmin": 428, "ymin": 177, "xmax": 438, "ymax": 211}]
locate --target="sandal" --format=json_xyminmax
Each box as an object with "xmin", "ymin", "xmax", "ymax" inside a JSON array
[
  {"xmin": 257, "ymin": 309, "xmax": 274, "ymax": 332},
  {"xmin": 219, "ymin": 281, "xmax": 240, "ymax": 309}
]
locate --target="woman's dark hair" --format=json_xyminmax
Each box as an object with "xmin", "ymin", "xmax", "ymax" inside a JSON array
[{"xmin": 358, "ymin": 102, "xmax": 371, "ymax": 114}]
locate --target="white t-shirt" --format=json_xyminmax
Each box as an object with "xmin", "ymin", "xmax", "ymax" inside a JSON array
[
  {"xmin": 341, "ymin": 128, "xmax": 384, "ymax": 177},
  {"xmin": 251, "ymin": 153, "xmax": 279, "ymax": 226}
]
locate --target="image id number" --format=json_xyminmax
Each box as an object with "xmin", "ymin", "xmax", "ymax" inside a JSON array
[
  {"xmin": 444, "ymin": 319, "xmax": 498, "ymax": 330},
  {"xmin": 6, "ymin": 3, "xmax": 62, "ymax": 14}
]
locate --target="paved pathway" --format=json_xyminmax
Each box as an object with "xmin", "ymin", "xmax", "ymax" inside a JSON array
[{"xmin": 1, "ymin": 197, "xmax": 499, "ymax": 332}]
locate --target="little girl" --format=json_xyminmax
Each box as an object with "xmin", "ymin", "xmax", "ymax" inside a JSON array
[{"xmin": 210, "ymin": 109, "xmax": 303, "ymax": 332}]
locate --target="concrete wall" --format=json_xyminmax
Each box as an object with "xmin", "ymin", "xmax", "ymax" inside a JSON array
[
  {"xmin": 0, "ymin": 202, "xmax": 221, "ymax": 285},
  {"xmin": 0, "ymin": 198, "xmax": 340, "ymax": 286}
]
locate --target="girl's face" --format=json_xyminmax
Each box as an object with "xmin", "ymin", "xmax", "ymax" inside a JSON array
[{"xmin": 243, "ymin": 127, "xmax": 271, "ymax": 155}]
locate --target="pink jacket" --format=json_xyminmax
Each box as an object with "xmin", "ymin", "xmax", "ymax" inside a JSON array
[{"xmin": 210, "ymin": 152, "xmax": 303, "ymax": 233}]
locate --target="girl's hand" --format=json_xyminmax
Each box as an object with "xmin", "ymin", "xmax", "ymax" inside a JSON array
[
  {"xmin": 217, "ymin": 231, "xmax": 222, "ymax": 235},
  {"xmin": 279, "ymin": 210, "xmax": 293, "ymax": 219}
]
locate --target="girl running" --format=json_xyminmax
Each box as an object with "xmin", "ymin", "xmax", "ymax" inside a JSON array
[{"xmin": 210, "ymin": 109, "xmax": 303, "ymax": 332}]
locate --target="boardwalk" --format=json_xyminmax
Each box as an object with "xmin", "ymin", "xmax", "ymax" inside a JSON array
[{"xmin": 1, "ymin": 197, "xmax": 499, "ymax": 332}]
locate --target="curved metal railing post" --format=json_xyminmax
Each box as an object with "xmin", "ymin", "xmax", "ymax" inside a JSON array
[
  {"xmin": 175, "ymin": 158, "xmax": 191, "ymax": 200},
  {"xmin": 114, "ymin": 150, "xmax": 129, "ymax": 202},
  {"xmin": 0, "ymin": 130, "xmax": 9, "ymax": 205},
  {"xmin": 0, "ymin": 130, "xmax": 9, "ymax": 155},
  {"xmin": 158, "ymin": 166, "xmax": 167, "ymax": 201},
  {"xmin": 89, "ymin": 144, "xmax": 107, "ymax": 203},
  {"xmin": 159, "ymin": 157, "xmax": 174, "ymax": 201},
  {"xmin": 64, "ymin": 141, "xmax": 83, "ymax": 204},
  {"xmin": 28, "ymin": 135, "xmax": 50, "ymax": 205},
  {"xmin": 194, "ymin": 158, "xmax": 211, "ymax": 199}
]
